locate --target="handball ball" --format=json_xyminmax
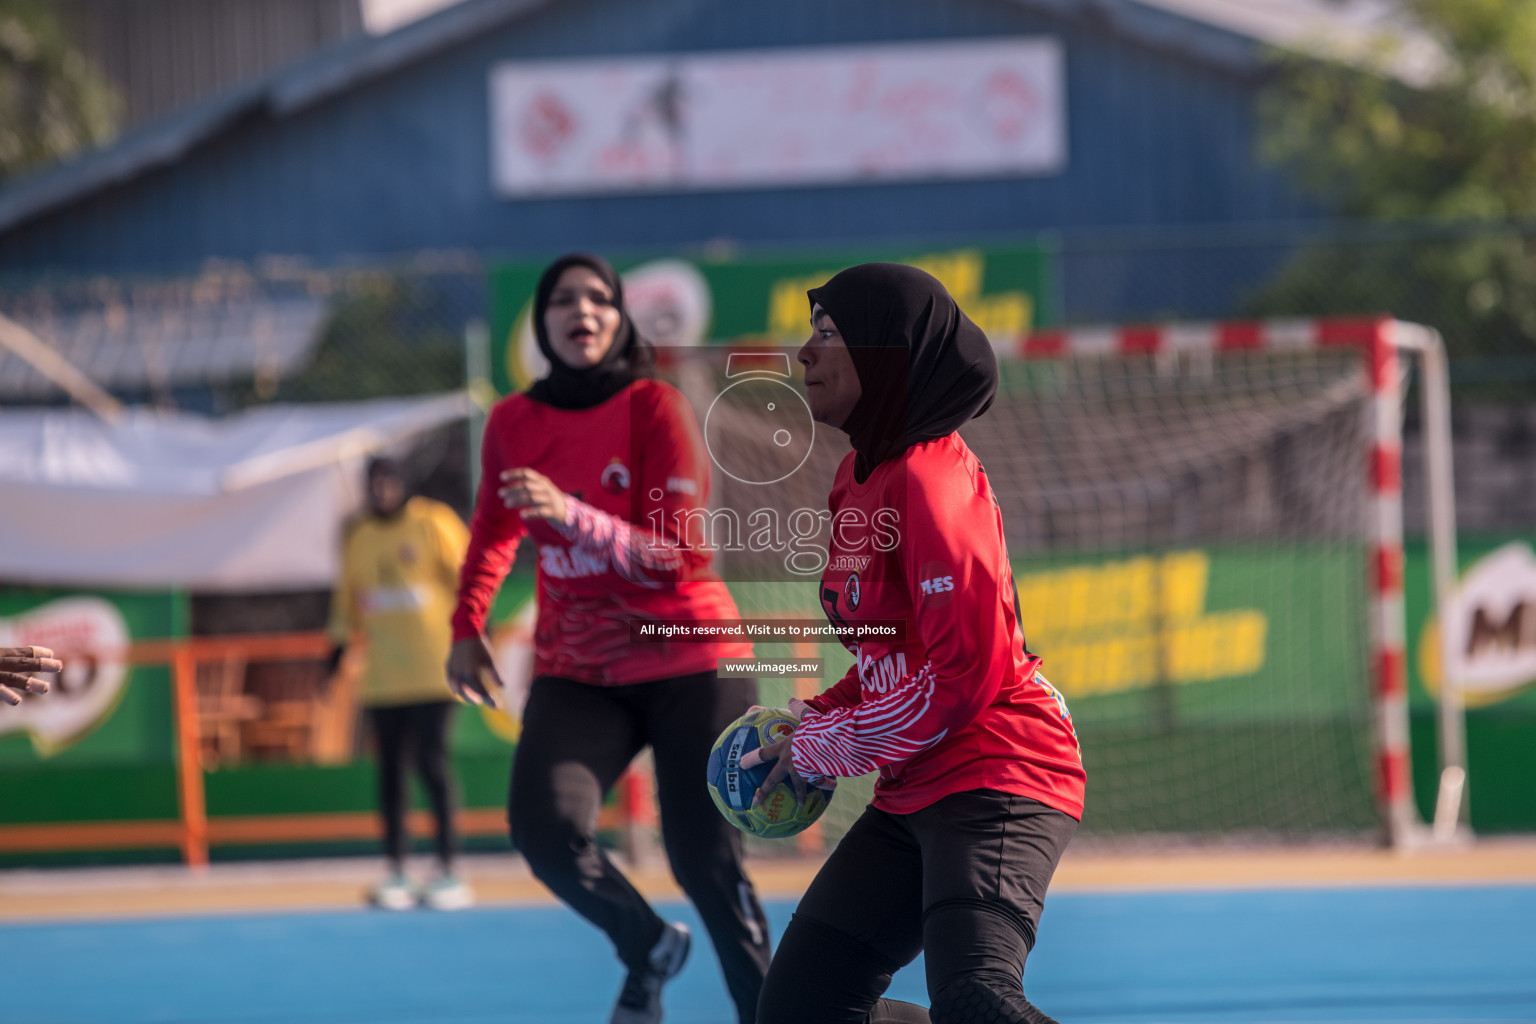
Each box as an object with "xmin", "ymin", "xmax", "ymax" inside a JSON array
[{"xmin": 706, "ymin": 707, "xmax": 831, "ymax": 839}]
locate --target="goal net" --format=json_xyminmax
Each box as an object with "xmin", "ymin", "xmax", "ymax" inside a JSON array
[{"xmin": 669, "ymin": 319, "xmax": 1420, "ymax": 850}]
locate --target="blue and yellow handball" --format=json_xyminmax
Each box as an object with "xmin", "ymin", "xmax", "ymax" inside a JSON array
[{"xmin": 706, "ymin": 706, "xmax": 831, "ymax": 839}]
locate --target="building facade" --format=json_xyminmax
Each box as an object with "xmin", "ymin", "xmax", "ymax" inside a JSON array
[{"xmin": 0, "ymin": 0, "xmax": 1310, "ymax": 321}]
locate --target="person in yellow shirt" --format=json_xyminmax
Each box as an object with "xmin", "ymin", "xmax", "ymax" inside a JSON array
[{"xmin": 329, "ymin": 457, "xmax": 474, "ymax": 911}]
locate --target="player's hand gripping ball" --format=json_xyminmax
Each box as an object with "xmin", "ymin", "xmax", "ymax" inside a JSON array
[{"xmin": 706, "ymin": 707, "xmax": 831, "ymax": 839}]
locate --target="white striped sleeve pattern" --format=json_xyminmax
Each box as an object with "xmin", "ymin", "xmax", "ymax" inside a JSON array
[
  {"xmin": 789, "ymin": 662, "xmax": 949, "ymax": 778},
  {"xmin": 554, "ymin": 497, "xmax": 685, "ymax": 587}
]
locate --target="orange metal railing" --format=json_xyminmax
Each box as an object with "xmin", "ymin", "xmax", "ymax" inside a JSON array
[
  {"xmin": 5, "ymin": 629, "xmax": 831, "ymax": 866},
  {"xmin": 131, "ymin": 631, "xmax": 334, "ymax": 866}
]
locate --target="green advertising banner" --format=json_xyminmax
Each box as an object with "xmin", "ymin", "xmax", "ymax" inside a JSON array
[
  {"xmin": 1006, "ymin": 543, "xmax": 1379, "ymax": 834},
  {"xmin": 0, "ymin": 586, "xmax": 185, "ymax": 768},
  {"xmin": 488, "ymin": 243, "xmax": 1056, "ymax": 395},
  {"xmin": 734, "ymin": 543, "xmax": 1380, "ymax": 836},
  {"xmin": 0, "ymin": 586, "xmax": 186, "ymax": 836},
  {"xmin": 1012, "ymin": 545, "xmax": 1365, "ymax": 724},
  {"xmin": 1404, "ymin": 536, "xmax": 1536, "ymax": 711},
  {"xmin": 1402, "ymin": 536, "xmax": 1536, "ymax": 831},
  {"xmin": 986, "ymin": 538, "xmax": 1536, "ymax": 833}
]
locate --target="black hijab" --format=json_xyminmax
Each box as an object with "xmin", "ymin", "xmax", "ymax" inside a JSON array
[
  {"xmin": 807, "ymin": 263, "xmax": 998, "ymax": 482},
  {"xmin": 525, "ymin": 253, "xmax": 655, "ymax": 410}
]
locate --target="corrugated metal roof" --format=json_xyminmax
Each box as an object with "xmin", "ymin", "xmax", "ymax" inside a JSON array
[
  {"xmin": 59, "ymin": 0, "xmax": 366, "ymax": 133},
  {"xmin": 0, "ymin": 0, "xmax": 1280, "ymax": 238}
]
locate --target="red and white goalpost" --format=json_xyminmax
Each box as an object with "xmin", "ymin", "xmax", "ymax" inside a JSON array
[{"xmin": 994, "ymin": 317, "xmax": 1462, "ymax": 848}]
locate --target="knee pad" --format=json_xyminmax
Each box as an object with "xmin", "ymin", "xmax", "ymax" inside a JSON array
[{"xmin": 930, "ymin": 975, "xmax": 1060, "ymax": 1024}]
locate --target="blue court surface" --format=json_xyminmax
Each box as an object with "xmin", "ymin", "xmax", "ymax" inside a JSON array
[{"xmin": 5, "ymin": 887, "xmax": 1533, "ymax": 1023}]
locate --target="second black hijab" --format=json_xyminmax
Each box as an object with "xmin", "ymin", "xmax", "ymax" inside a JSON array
[
  {"xmin": 526, "ymin": 253, "xmax": 654, "ymax": 410},
  {"xmin": 807, "ymin": 263, "xmax": 998, "ymax": 482}
]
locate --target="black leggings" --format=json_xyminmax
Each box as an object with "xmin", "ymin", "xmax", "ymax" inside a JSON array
[
  {"xmin": 510, "ymin": 671, "xmax": 770, "ymax": 1024},
  {"xmin": 758, "ymin": 790, "xmax": 1077, "ymax": 1024},
  {"xmin": 368, "ymin": 700, "xmax": 458, "ymax": 868}
]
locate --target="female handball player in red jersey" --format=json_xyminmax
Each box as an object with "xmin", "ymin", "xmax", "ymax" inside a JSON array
[
  {"xmin": 446, "ymin": 253, "xmax": 770, "ymax": 1024},
  {"xmin": 745, "ymin": 263, "xmax": 1086, "ymax": 1024}
]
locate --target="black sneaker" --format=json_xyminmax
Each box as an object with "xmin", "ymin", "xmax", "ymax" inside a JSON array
[{"xmin": 610, "ymin": 921, "xmax": 691, "ymax": 1024}]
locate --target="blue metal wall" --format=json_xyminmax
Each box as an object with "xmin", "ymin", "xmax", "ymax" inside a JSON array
[{"xmin": 0, "ymin": 0, "xmax": 1313, "ymax": 321}]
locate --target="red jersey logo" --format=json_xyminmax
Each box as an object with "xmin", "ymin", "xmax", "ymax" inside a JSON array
[{"xmin": 600, "ymin": 459, "xmax": 631, "ymax": 493}]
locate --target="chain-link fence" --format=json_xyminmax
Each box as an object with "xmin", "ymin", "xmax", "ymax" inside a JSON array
[
  {"xmin": 1055, "ymin": 223, "xmax": 1536, "ymax": 533},
  {"xmin": 6, "ymin": 222, "xmax": 1534, "ymax": 399},
  {"xmin": 3, "ymin": 224, "xmax": 1531, "ymax": 529},
  {"xmin": 1058, "ymin": 221, "xmax": 1536, "ymax": 402},
  {"xmin": 0, "ymin": 254, "xmax": 484, "ymax": 412}
]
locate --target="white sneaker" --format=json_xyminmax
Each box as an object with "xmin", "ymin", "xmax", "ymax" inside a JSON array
[
  {"xmin": 420, "ymin": 871, "xmax": 475, "ymax": 911},
  {"xmin": 610, "ymin": 921, "xmax": 691, "ymax": 1024},
  {"xmin": 367, "ymin": 872, "xmax": 415, "ymax": 911}
]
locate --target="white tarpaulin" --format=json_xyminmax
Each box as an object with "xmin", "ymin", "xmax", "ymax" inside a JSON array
[
  {"xmin": 490, "ymin": 37, "xmax": 1066, "ymax": 195},
  {"xmin": 0, "ymin": 393, "xmax": 471, "ymax": 590}
]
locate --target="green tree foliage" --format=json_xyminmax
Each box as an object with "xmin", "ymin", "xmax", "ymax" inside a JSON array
[
  {"xmin": 0, "ymin": 0, "xmax": 117, "ymax": 181},
  {"xmin": 1255, "ymin": 0, "xmax": 1536, "ymax": 374}
]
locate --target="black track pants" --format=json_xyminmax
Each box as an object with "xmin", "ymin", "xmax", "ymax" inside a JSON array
[
  {"xmin": 758, "ymin": 790, "xmax": 1077, "ymax": 1024},
  {"xmin": 509, "ymin": 671, "xmax": 771, "ymax": 1024},
  {"xmin": 368, "ymin": 700, "xmax": 458, "ymax": 868}
]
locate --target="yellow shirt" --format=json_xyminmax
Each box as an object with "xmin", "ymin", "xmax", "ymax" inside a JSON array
[{"xmin": 328, "ymin": 496, "xmax": 469, "ymax": 707}]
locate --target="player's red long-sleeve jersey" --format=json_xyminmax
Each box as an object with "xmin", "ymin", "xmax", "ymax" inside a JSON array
[
  {"xmin": 791, "ymin": 433, "xmax": 1086, "ymax": 818},
  {"xmin": 451, "ymin": 380, "xmax": 749, "ymax": 685}
]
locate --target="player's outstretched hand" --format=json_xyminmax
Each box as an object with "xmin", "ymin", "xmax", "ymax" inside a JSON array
[
  {"xmin": 745, "ymin": 700, "xmax": 808, "ymax": 719},
  {"xmin": 740, "ymin": 737, "xmax": 809, "ymax": 810},
  {"xmin": 1, "ymin": 646, "xmax": 61, "ymax": 706},
  {"xmin": 499, "ymin": 468, "xmax": 568, "ymax": 525},
  {"xmin": 446, "ymin": 636, "xmax": 503, "ymax": 709}
]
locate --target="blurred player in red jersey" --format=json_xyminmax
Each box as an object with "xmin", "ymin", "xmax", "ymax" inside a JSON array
[
  {"xmin": 446, "ymin": 254, "xmax": 770, "ymax": 1024},
  {"xmin": 747, "ymin": 264, "xmax": 1086, "ymax": 1024},
  {"xmin": 0, "ymin": 646, "xmax": 59, "ymax": 705}
]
